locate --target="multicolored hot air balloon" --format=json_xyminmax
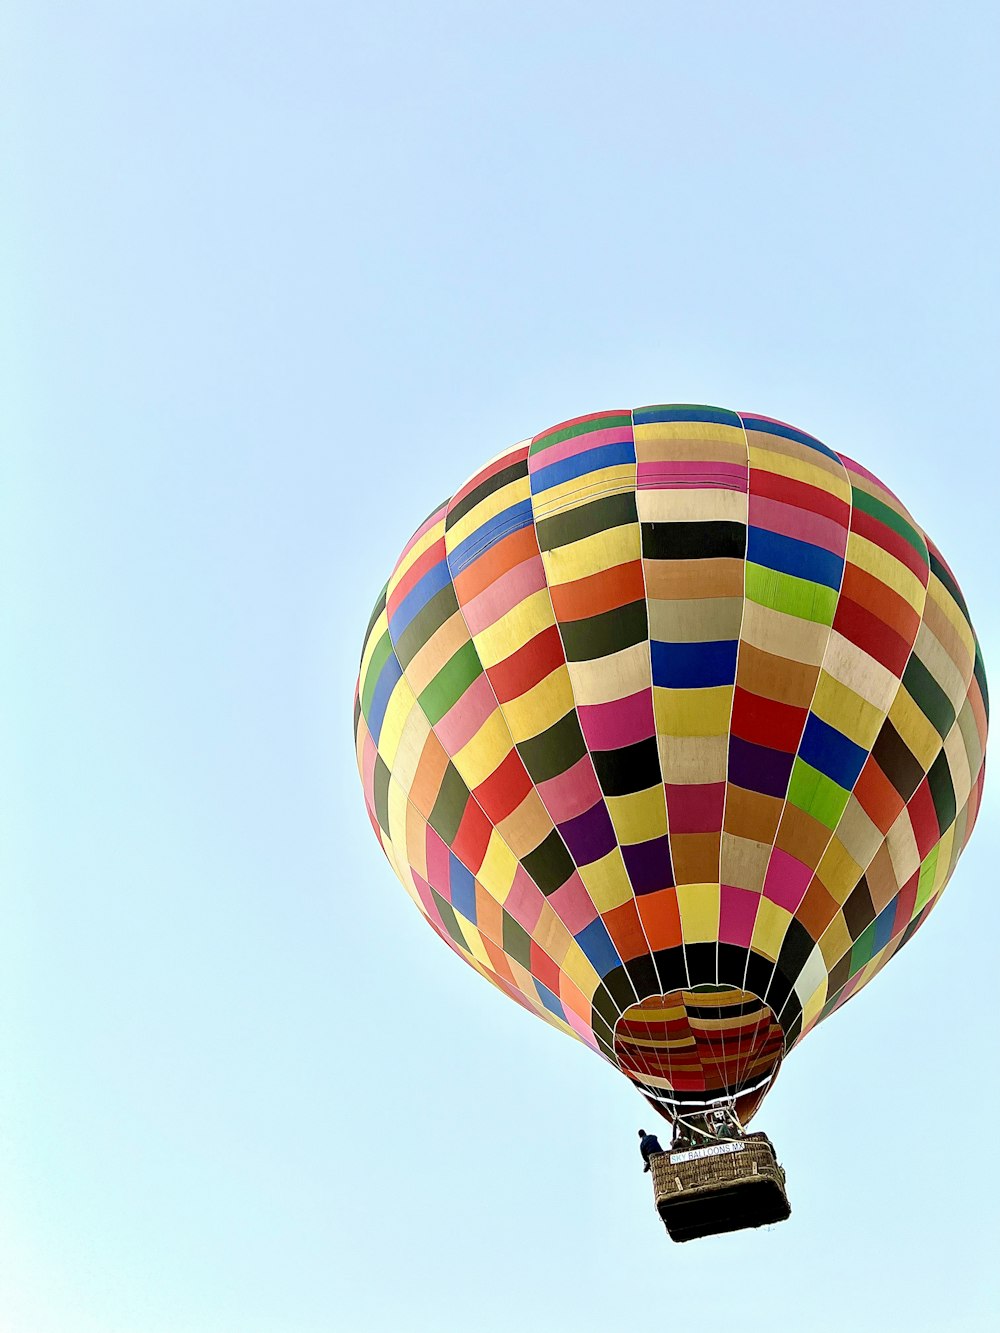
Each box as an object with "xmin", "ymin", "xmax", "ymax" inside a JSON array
[{"xmin": 354, "ymin": 405, "xmax": 988, "ymax": 1130}]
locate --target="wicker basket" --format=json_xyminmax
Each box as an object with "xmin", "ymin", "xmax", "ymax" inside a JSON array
[{"xmin": 650, "ymin": 1136, "xmax": 790, "ymax": 1242}]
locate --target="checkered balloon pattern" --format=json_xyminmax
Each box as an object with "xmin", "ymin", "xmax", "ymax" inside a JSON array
[{"xmin": 354, "ymin": 406, "xmax": 988, "ymax": 1119}]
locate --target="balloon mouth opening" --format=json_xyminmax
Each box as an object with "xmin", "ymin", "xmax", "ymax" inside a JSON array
[
  {"xmin": 611, "ymin": 986, "xmax": 785, "ymax": 1119},
  {"xmin": 633, "ymin": 1068, "xmax": 780, "ymax": 1127}
]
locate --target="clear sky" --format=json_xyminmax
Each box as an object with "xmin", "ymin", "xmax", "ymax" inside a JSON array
[{"xmin": 4, "ymin": 4, "xmax": 999, "ymax": 1331}]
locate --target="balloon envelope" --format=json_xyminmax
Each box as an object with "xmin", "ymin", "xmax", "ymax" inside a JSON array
[{"xmin": 354, "ymin": 406, "xmax": 988, "ymax": 1120}]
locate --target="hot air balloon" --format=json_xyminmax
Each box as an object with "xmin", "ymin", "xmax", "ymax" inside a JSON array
[{"xmin": 353, "ymin": 405, "xmax": 987, "ymax": 1238}]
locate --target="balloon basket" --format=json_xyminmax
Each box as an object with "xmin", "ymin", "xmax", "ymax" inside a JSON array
[{"xmin": 649, "ymin": 1136, "xmax": 790, "ymax": 1242}]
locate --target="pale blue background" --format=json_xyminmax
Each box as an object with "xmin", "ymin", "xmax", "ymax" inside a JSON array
[{"xmin": 5, "ymin": 4, "xmax": 999, "ymax": 1331}]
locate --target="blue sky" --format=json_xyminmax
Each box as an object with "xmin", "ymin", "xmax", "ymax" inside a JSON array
[{"xmin": 4, "ymin": 4, "xmax": 998, "ymax": 1331}]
